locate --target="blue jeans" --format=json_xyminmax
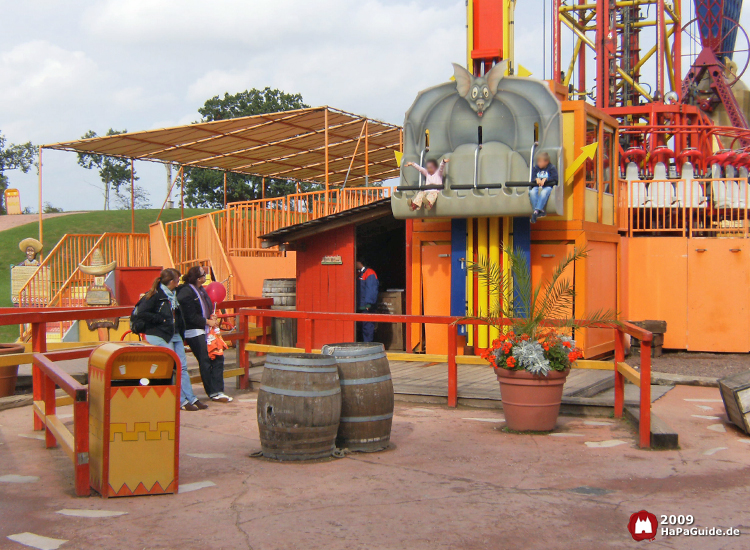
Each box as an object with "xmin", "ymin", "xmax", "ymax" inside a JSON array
[
  {"xmin": 145, "ymin": 334, "xmax": 197, "ymax": 406},
  {"xmin": 529, "ymin": 186, "xmax": 553, "ymax": 212}
]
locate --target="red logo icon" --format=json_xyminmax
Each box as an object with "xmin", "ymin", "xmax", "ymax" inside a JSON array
[{"xmin": 628, "ymin": 510, "xmax": 658, "ymax": 541}]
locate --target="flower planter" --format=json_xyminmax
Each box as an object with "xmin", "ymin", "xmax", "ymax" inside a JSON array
[
  {"xmin": 495, "ymin": 367, "xmax": 570, "ymax": 432},
  {"xmin": 0, "ymin": 343, "xmax": 25, "ymax": 398}
]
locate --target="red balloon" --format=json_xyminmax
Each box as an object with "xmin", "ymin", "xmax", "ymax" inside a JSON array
[{"xmin": 205, "ymin": 281, "xmax": 227, "ymax": 304}]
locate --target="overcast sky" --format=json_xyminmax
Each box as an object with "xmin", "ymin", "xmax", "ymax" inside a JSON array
[{"xmin": 2, "ymin": 1, "xmax": 749, "ymax": 211}]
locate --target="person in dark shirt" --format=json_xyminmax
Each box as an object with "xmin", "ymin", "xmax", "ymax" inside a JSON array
[{"xmin": 529, "ymin": 151, "xmax": 559, "ymax": 223}]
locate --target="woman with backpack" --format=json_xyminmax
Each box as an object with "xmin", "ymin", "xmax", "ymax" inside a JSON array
[
  {"xmin": 177, "ymin": 266, "xmax": 233, "ymax": 403},
  {"xmin": 139, "ymin": 268, "xmax": 207, "ymax": 411}
]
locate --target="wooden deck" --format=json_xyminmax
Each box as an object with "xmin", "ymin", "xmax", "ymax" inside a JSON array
[{"xmin": 245, "ymin": 360, "xmax": 673, "ymax": 414}]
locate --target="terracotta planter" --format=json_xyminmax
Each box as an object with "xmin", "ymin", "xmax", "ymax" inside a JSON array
[
  {"xmin": 0, "ymin": 343, "xmax": 25, "ymax": 398},
  {"xmin": 495, "ymin": 367, "xmax": 570, "ymax": 432}
]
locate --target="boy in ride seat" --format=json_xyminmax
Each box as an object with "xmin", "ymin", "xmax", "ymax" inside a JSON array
[{"xmin": 529, "ymin": 152, "xmax": 558, "ymax": 223}]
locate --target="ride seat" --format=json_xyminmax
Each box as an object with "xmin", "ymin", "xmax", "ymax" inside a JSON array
[
  {"xmin": 628, "ymin": 180, "xmax": 650, "ymax": 208},
  {"xmin": 711, "ymin": 180, "xmax": 747, "ymax": 209},
  {"xmin": 391, "ymin": 141, "xmax": 564, "ymax": 219},
  {"xmin": 675, "ymin": 180, "xmax": 707, "ymax": 208},
  {"xmin": 648, "ymin": 181, "xmax": 678, "ymax": 208}
]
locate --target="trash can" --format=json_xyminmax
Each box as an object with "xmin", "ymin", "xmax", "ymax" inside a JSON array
[{"xmin": 88, "ymin": 343, "xmax": 181, "ymax": 498}]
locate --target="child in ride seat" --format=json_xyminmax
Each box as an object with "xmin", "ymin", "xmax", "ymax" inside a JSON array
[
  {"xmin": 529, "ymin": 151, "xmax": 558, "ymax": 223},
  {"xmin": 405, "ymin": 158, "xmax": 449, "ymax": 210}
]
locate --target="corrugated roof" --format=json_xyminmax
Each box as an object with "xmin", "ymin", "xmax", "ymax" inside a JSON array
[
  {"xmin": 44, "ymin": 107, "xmax": 402, "ymax": 187},
  {"xmin": 260, "ymin": 198, "xmax": 393, "ymax": 247}
]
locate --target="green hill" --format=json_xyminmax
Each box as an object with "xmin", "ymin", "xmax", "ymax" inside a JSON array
[{"xmin": 0, "ymin": 208, "xmax": 212, "ymax": 341}]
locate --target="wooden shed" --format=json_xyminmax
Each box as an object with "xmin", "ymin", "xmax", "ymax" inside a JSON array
[{"xmin": 261, "ymin": 199, "xmax": 405, "ymax": 349}]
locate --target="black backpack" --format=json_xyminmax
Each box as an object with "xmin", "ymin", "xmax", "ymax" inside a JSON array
[{"xmin": 129, "ymin": 296, "xmax": 149, "ymax": 334}]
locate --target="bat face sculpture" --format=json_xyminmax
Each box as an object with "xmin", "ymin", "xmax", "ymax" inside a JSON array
[{"xmin": 452, "ymin": 60, "xmax": 508, "ymax": 117}]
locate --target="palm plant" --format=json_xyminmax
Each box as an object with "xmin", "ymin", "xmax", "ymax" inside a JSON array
[{"xmin": 467, "ymin": 246, "xmax": 620, "ymax": 375}]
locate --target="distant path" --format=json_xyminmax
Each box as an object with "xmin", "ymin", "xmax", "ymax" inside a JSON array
[{"xmin": 0, "ymin": 212, "xmax": 83, "ymax": 232}]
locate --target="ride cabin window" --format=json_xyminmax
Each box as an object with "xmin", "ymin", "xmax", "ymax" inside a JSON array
[
  {"xmin": 603, "ymin": 129, "xmax": 614, "ymax": 194},
  {"xmin": 585, "ymin": 120, "xmax": 599, "ymax": 190}
]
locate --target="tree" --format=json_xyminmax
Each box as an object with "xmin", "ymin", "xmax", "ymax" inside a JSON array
[
  {"xmin": 114, "ymin": 182, "xmax": 151, "ymax": 210},
  {"xmin": 0, "ymin": 132, "xmax": 36, "ymax": 214},
  {"xmin": 182, "ymin": 88, "xmax": 322, "ymax": 208},
  {"xmin": 76, "ymin": 129, "xmax": 136, "ymax": 210}
]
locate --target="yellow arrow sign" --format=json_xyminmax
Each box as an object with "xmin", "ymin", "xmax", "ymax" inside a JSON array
[
  {"xmin": 565, "ymin": 142, "xmax": 598, "ymax": 183},
  {"xmin": 516, "ymin": 64, "xmax": 533, "ymax": 78},
  {"xmin": 394, "ymin": 151, "xmax": 403, "ymax": 167}
]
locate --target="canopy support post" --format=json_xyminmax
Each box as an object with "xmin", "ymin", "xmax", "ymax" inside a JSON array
[
  {"xmin": 180, "ymin": 166, "xmax": 184, "ymax": 220},
  {"xmin": 223, "ymin": 172, "xmax": 227, "ymax": 208},
  {"xmin": 364, "ymin": 119, "xmax": 369, "ymax": 186},
  {"xmin": 38, "ymin": 146, "xmax": 43, "ymax": 243},
  {"xmin": 130, "ymin": 158, "xmax": 135, "ymax": 234},
  {"xmin": 324, "ymin": 108, "xmax": 330, "ymax": 214}
]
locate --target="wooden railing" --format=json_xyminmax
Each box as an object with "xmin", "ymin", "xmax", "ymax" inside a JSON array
[
  {"xmin": 165, "ymin": 186, "xmax": 390, "ymax": 262},
  {"xmin": 624, "ymin": 177, "xmax": 750, "ymax": 238},
  {"xmin": 237, "ymin": 309, "xmax": 656, "ymax": 449},
  {"xmin": 17, "ymin": 234, "xmax": 150, "ymax": 341}
]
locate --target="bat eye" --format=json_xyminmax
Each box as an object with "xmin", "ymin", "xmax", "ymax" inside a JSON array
[
  {"xmin": 471, "ymin": 87, "xmax": 479, "ymax": 99},
  {"xmin": 483, "ymin": 88, "xmax": 489, "ymax": 98}
]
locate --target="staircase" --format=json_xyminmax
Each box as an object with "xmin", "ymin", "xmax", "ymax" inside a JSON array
[{"xmin": 17, "ymin": 233, "xmax": 151, "ymax": 341}]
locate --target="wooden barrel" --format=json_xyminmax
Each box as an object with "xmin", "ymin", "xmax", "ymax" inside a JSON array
[
  {"xmin": 262, "ymin": 278, "xmax": 296, "ymax": 307},
  {"xmin": 257, "ymin": 353, "xmax": 341, "ymax": 461},
  {"xmin": 321, "ymin": 342, "xmax": 394, "ymax": 452},
  {"xmin": 262, "ymin": 279, "xmax": 297, "ymax": 347}
]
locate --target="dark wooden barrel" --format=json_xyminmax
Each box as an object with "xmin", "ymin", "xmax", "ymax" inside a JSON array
[
  {"xmin": 262, "ymin": 279, "xmax": 297, "ymax": 347},
  {"xmin": 257, "ymin": 353, "xmax": 341, "ymax": 461},
  {"xmin": 321, "ymin": 342, "xmax": 394, "ymax": 452}
]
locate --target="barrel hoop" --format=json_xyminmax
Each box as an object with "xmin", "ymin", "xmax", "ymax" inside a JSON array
[
  {"xmin": 322, "ymin": 343, "xmax": 386, "ymax": 357},
  {"xmin": 340, "ymin": 374, "xmax": 392, "ymax": 385},
  {"xmin": 260, "ymin": 385, "xmax": 341, "ymax": 397},
  {"xmin": 265, "ymin": 364, "xmax": 338, "ymax": 374},
  {"xmin": 266, "ymin": 354, "xmax": 336, "ymax": 367},
  {"xmin": 340, "ymin": 413, "xmax": 394, "ymax": 423},
  {"xmin": 332, "ymin": 352, "xmax": 388, "ymax": 364}
]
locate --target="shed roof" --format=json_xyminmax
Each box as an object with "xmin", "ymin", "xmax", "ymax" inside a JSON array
[
  {"xmin": 44, "ymin": 107, "xmax": 402, "ymax": 187},
  {"xmin": 260, "ymin": 198, "xmax": 393, "ymax": 247}
]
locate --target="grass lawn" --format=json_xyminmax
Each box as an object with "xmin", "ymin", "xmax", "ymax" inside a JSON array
[{"xmin": 0, "ymin": 208, "xmax": 212, "ymax": 342}]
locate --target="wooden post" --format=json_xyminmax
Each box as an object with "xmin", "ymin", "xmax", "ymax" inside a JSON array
[
  {"xmin": 364, "ymin": 119, "xmax": 369, "ymax": 186},
  {"xmin": 73, "ymin": 396, "xmax": 90, "ymax": 496},
  {"xmin": 613, "ymin": 328, "xmax": 625, "ymax": 418},
  {"xmin": 130, "ymin": 159, "xmax": 135, "ymax": 233},
  {"xmin": 304, "ymin": 318, "xmax": 313, "ymax": 353},
  {"xmin": 324, "ymin": 109, "xmax": 329, "ymax": 215},
  {"xmin": 223, "ymin": 172, "xmax": 227, "ymax": 208},
  {"xmin": 447, "ymin": 324, "xmax": 458, "ymax": 407},
  {"xmin": 31, "ymin": 322, "xmax": 47, "ymax": 431},
  {"xmin": 38, "ymin": 146, "xmax": 43, "ymax": 243},
  {"xmin": 180, "ymin": 166, "xmax": 184, "ymax": 220},
  {"xmin": 640, "ymin": 340, "xmax": 652, "ymax": 449}
]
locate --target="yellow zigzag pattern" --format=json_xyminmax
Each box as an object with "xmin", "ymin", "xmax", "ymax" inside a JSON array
[{"xmin": 110, "ymin": 421, "xmax": 176, "ymax": 442}]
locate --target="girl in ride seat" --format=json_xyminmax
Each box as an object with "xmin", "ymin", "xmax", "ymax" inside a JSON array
[{"xmin": 405, "ymin": 158, "xmax": 449, "ymax": 210}]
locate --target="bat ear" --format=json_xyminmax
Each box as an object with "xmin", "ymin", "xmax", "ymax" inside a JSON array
[
  {"xmin": 452, "ymin": 63, "xmax": 473, "ymax": 97},
  {"xmin": 486, "ymin": 60, "xmax": 509, "ymax": 95}
]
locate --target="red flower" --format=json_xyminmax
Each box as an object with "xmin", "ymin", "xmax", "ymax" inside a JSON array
[
  {"xmin": 568, "ymin": 352, "xmax": 579, "ymax": 362},
  {"xmin": 563, "ymin": 341, "xmax": 572, "ymax": 349},
  {"xmin": 506, "ymin": 356, "xmax": 516, "ymax": 368}
]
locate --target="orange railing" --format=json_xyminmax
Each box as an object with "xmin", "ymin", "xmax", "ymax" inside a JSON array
[
  {"xmin": 624, "ymin": 177, "xmax": 750, "ymax": 238},
  {"xmin": 238, "ymin": 309, "xmax": 657, "ymax": 449},
  {"xmin": 18, "ymin": 234, "xmax": 150, "ymax": 340},
  {"xmin": 166, "ymin": 186, "xmax": 390, "ymax": 261}
]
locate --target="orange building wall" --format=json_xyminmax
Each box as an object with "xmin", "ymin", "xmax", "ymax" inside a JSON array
[{"xmin": 229, "ymin": 253, "xmax": 296, "ymax": 297}]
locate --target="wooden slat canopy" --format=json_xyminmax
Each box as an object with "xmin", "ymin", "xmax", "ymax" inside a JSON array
[{"xmin": 44, "ymin": 107, "xmax": 402, "ymax": 187}]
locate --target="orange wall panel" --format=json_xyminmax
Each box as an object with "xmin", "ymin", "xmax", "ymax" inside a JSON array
[
  {"xmin": 229, "ymin": 253, "xmax": 296, "ymax": 297},
  {"xmin": 687, "ymin": 240, "xmax": 750, "ymax": 352},
  {"xmin": 583, "ymin": 240, "xmax": 618, "ymax": 356},
  {"xmin": 626, "ymin": 238, "xmax": 688, "ymax": 350}
]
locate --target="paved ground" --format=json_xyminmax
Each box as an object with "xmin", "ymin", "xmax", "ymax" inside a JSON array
[
  {"xmin": 0, "ymin": 382, "xmax": 748, "ymax": 550},
  {"xmin": 650, "ymin": 350, "xmax": 750, "ymax": 379},
  {"xmin": 0, "ymin": 212, "xmax": 80, "ymax": 232}
]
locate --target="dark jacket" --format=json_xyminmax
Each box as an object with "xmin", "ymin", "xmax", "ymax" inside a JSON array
[
  {"xmin": 140, "ymin": 286, "xmax": 186, "ymax": 341},
  {"xmin": 176, "ymin": 284, "xmax": 213, "ymax": 331},
  {"xmin": 531, "ymin": 163, "xmax": 559, "ymax": 187},
  {"xmin": 357, "ymin": 267, "xmax": 379, "ymax": 311}
]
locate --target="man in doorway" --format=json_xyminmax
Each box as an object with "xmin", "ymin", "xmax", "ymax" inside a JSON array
[{"xmin": 356, "ymin": 258, "xmax": 379, "ymax": 342}]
